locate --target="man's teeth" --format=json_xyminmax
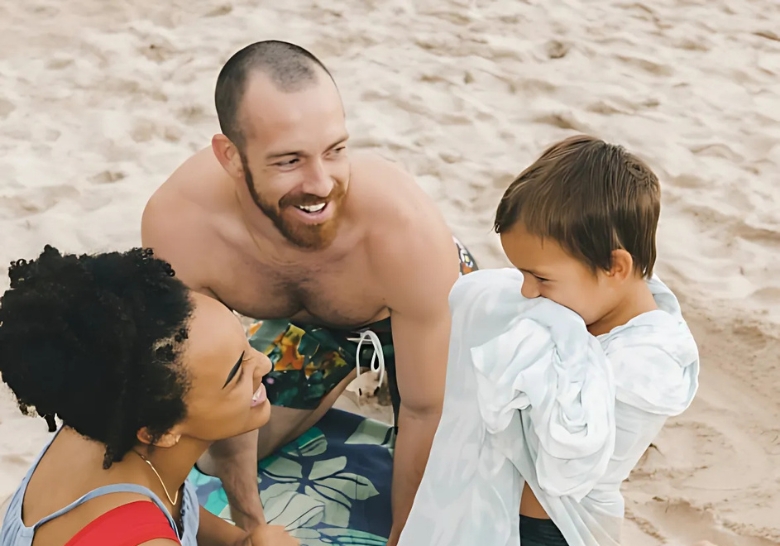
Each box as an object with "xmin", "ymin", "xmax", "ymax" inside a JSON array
[{"xmin": 296, "ymin": 203, "xmax": 326, "ymax": 213}]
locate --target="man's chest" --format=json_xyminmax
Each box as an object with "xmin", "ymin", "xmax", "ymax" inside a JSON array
[{"xmin": 212, "ymin": 256, "xmax": 389, "ymax": 328}]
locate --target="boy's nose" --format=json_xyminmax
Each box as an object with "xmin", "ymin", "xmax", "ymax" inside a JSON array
[{"xmin": 521, "ymin": 278, "xmax": 540, "ymax": 299}]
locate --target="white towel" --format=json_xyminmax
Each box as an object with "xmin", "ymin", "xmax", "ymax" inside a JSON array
[{"xmin": 398, "ymin": 268, "xmax": 699, "ymax": 546}]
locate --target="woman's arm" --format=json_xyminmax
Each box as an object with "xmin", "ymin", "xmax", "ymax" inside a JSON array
[
  {"xmin": 197, "ymin": 506, "xmax": 246, "ymax": 546},
  {"xmin": 197, "ymin": 506, "xmax": 299, "ymax": 546}
]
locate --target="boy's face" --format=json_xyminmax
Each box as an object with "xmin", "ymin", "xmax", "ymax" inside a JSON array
[{"xmin": 500, "ymin": 223, "xmax": 617, "ymax": 328}]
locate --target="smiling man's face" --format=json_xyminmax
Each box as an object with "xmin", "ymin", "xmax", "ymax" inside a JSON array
[{"xmin": 237, "ymin": 71, "xmax": 350, "ymax": 249}]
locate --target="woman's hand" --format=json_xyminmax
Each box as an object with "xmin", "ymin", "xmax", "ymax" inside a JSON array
[
  {"xmin": 241, "ymin": 524, "xmax": 299, "ymax": 546},
  {"xmin": 197, "ymin": 506, "xmax": 298, "ymax": 546}
]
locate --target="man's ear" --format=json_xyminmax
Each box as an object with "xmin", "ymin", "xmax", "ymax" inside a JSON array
[
  {"xmin": 607, "ymin": 249, "xmax": 634, "ymax": 282},
  {"xmin": 136, "ymin": 427, "xmax": 181, "ymax": 448},
  {"xmin": 212, "ymin": 134, "xmax": 245, "ymax": 181}
]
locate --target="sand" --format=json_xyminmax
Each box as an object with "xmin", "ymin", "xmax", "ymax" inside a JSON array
[{"xmin": 1, "ymin": 0, "xmax": 779, "ymax": 544}]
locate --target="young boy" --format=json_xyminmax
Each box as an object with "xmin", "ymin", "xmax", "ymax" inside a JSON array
[{"xmin": 398, "ymin": 135, "xmax": 699, "ymax": 546}]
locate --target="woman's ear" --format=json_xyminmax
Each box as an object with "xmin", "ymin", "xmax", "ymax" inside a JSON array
[
  {"xmin": 607, "ymin": 249, "xmax": 634, "ymax": 282},
  {"xmin": 136, "ymin": 427, "xmax": 181, "ymax": 448}
]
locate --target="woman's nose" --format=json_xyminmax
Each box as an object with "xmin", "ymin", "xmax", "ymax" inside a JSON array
[{"xmin": 253, "ymin": 349, "xmax": 273, "ymax": 377}]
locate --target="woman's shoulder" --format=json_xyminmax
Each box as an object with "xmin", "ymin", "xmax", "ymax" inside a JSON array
[
  {"xmin": 20, "ymin": 448, "xmax": 180, "ymax": 545},
  {"xmin": 65, "ymin": 500, "xmax": 179, "ymax": 546},
  {"xmin": 24, "ymin": 454, "xmax": 158, "ymax": 528}
]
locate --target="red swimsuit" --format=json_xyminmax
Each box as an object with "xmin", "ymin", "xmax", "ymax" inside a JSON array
[{"xmin": 64, "ymin": 501, "xmax": 179, "ymax": 545}]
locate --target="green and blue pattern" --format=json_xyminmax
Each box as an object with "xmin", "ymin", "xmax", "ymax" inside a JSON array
[{"xmin": 189, "ymin": 409, "xmax": 395, "ymax": 545}]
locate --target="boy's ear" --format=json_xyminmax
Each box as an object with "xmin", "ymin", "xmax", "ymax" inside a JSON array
[{"xmin": 607, "ymin": 249, "xmax": 634, "ymax": 282}]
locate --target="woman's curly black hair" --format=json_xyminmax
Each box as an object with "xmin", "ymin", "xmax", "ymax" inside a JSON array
[{"xmin": 0, "ymin": 245, "xmax": 194, "ymax": 468}]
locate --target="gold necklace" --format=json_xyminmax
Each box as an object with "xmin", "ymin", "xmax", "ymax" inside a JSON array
[{"xmin": 132, "ymin": 450, "xmax": 179, "ymax": 506}]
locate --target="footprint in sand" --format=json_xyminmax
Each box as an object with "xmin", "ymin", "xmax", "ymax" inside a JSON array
[
  {"xmin": 176, "ymin": 104, "xmax": 211, "ymax": 125},
  {"xmin": 642, "ymin": 497, "xmax": 779, "ymax": 546},
  {"xmin": 734, "ymin": 222, "xmax": 780, "ymax": 245},
  {"xmin": 747, "ymin": 288, "xmax": 780, "ymax": 315},
  {"xmin": 204, "ymin": 4, "xmax": 233, "ymax": 17},
  {"xmin": 139, "ymin": 40, "xmax": 177, "ymax": 64},
  {"xmin": 89, "ymin": 171, "xmax": 127, "ymax": 185},
  {"xmin": 545, "ymin": 40, "xmax": 570, "ymax": 59},
  {"xmin": 45, "ymin": 56, "xmax": 75, "ymax": 70},
  {"xmin": 531, "ymin": 111, "xmax": 591, "ymax": 133},
  {"xmin": 668, "ymin": 173, "xmax": 707, "ymax": 190},
  {"xmin": 130, "ymin": 119, "xmax": 182, "ymax": 144},
  {"xmin": 0, "ymin": 186, "xmax": 81, "ymax": 220},
  {"xmin": 689, "ymin": 142, "xmax": 744, "ymax": 163},
  {"xmin": 0, "ymin": 99, "xmax": 16, "ymax": 119},
  {"xmin": 616, "ymin": 54, "xmax": 675, "ymax": 77}
]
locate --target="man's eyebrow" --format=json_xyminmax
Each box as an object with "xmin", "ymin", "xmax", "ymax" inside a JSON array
[
  {"xmin": 222, "ymin": 351, "xmax": 245, "ymax": 388},
  {"xmin": 265, "ymin": 135, "xmax": 349, "ymax": 161},
  {"xmin": 325, "ymin": 135, "xmax": 349, "ymax": 150},
  {"xmin": 266, "ymin": 150, "xmax": 302, "ymax": 160}
]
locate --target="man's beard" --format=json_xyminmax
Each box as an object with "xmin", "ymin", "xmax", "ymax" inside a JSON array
[{"xmin": 241, "ymin": 155, "xmax": 345, "ymax": 250}]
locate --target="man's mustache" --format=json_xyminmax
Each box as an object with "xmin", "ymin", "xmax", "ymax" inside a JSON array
[{"xmin": 279, "ymin": 185, "xmax": 345, "ymax": 208}]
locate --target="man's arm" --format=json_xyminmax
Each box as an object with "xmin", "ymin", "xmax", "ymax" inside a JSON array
[
  {"xmin": 141, "ymin": 193, "xmax": 267, "ymax": 530},
  {"xmin": 140, "ymin": 191, "xmax": 214, "ymax": 293},
  {"xmin": 372, "ymin": 207, "xmax": 461, "ymax": 545}
]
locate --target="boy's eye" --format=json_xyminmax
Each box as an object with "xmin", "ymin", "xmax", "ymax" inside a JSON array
[{"xmin": 534, "ymin": 275, "xmax": 549, "ymax": 283}]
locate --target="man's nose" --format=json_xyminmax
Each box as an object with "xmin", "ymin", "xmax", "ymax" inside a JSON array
[{"xmin": 301, "ymin": 159, "xmax": 334, "ymax": 198}]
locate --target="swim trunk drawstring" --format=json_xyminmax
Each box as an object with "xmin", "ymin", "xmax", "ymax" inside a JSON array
[{"xmin": 347, "ymin": 329, "xmax": 386, "ymax": 388}]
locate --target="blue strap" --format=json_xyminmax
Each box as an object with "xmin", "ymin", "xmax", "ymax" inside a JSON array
[{"xmin": 32, "ymin": 483, "xmax": 177, "ymax": 534}]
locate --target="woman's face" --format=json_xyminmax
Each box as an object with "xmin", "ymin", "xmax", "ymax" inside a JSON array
[{"xmin": 174, "ymin": 293, "xmax": 272, "ymax": 442}]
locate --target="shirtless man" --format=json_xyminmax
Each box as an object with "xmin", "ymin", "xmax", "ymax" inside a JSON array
[{"xmin": 141, "ymin": 40, "xmax": 477, "ymax": 544}]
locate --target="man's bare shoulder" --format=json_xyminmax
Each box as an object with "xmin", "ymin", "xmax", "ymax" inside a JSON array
[
  {"xmin": 145, "ymin": 147, "xmax": 232, "ymax": 215},
  {"xmin": 141, "ymin": 148, "xmax": 235, "ymax": 291},
  {"xmin": 349, "ymin": 152, "xmax": 457, "ymax": 276},
  {"xmin": 349, "ymin": 151, "xmax": 447, "ymax": 233}
]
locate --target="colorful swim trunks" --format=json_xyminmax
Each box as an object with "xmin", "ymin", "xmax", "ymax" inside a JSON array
[{"xmin": 248, "ymin": 237, "xmax": 478, "ymax": 416}]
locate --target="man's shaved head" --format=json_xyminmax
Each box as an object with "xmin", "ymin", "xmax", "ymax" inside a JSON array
[{"xmin": 215, "ymin": 40, "xmax": 333, "ymax": 151}]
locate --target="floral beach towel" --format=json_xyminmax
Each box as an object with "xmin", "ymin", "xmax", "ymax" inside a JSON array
[{"xmin": 189, "ymin": 409, "xmax": 395, "ymax": 545}]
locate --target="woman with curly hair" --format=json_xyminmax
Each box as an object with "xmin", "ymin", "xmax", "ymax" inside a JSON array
[{"xmin": 0, "ymin": 246, "xmax": 297, "ymax": 546}]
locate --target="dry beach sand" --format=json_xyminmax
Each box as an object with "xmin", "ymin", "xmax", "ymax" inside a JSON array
[{"xmin": 1, "ymin": 0, "xmax": 779, "ymax": 544}]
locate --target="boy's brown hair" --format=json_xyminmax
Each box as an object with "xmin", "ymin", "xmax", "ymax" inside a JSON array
[{"xmin": 494, "ymin": 135, "xmax": 661, "ymax": 277}]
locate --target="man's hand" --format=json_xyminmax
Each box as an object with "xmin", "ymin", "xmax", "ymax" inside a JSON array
[
  {"xmin": 386, "ymin": 528, "xmax": 402, "ymax": 546},
  {"xmin": 386, "ymin": 408, "xmax": 441, "ymax": 546}
]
